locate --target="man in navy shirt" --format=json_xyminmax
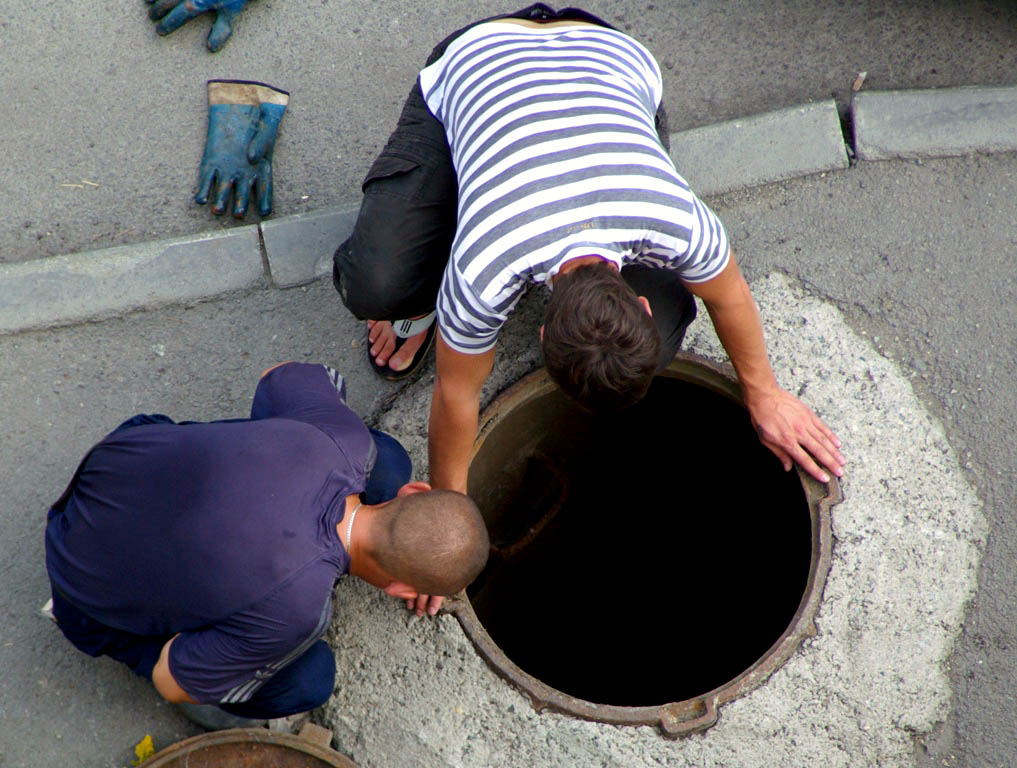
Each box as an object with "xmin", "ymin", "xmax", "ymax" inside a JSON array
[{"xmin": 44, "ymin": 362, "xmax": 489, "ymax": 725}]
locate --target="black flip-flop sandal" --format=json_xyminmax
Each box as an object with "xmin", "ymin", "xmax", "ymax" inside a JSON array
[{"xmin": 369, "ymin": 312, "xmax": 437, "ymax": 382}]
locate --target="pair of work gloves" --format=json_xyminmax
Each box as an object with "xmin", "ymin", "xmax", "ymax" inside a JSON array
[{"xmin": 145, "ymin": 2, "xmax": 287, "ymax": 217}]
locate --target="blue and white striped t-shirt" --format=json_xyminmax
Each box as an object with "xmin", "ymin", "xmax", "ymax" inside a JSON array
[{"xmin": 419, "ymin": 21, "xmax": 730, "ymax": 354}]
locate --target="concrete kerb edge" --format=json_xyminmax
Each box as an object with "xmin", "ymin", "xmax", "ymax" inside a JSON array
[
  {"xmin": 670, "ymin": 99, "xmax": 850, "ymax": 197},
  {"xmin": 260, "ymin": 204, "xmax": 360, "ymax": 289},
  {"xmin": 0, "ymin": 226, "xmax": 267, "ymax": 336},
  {"xmin": 3, "ymin": 85, "xmax": 1012, "ymax": 337},
  {"xmin": 852, "ymin": 84, "xmax": 1017, "ymax": 161}
]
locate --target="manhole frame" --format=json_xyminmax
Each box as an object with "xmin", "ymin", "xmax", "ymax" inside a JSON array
[
  {"xmin": 145, "ymin": 723, "xmax": 357, "ymax": 767},
  {"xmin": 446, "ymin": 350, "xmax": 841, "ymax": 738}
]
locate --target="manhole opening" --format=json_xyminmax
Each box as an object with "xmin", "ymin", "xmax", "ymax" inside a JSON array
[{"xmin": 464, "ymin": 360, "xmax": 821, "ymax": 715}]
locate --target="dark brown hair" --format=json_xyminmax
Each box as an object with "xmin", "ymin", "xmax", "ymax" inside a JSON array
[{"xmin": 542, "ymin": 262, "xmax": 660, "ymax": 411}]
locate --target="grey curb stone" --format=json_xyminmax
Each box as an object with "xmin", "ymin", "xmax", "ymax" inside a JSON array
[
  {"xmin": 0, "ymin": 228, "xmax": 264, "ymax": 335},
  {"xmin": 7, "ymin": 88, "xmax": 1010, "ymax": 337},
  {"xmin": 669, "ymin": 100, "xmax": 849, "ymax": 197},
  {"xmin": 853, "ymin": 85, "xmax": 1017, "ymax": 161},
  {"xmin": 260, "ymin": 205, "xmax": 359, "ymax": 288}
]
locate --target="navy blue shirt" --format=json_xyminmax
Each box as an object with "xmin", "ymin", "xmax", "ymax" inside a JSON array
[{"xmin": 45, "ymin": 363, "xmax": 376, "ymax": 704}]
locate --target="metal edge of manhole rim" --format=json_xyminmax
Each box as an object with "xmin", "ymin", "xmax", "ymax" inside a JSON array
[
  {"xmin": 144, "ymin": 723, "xmax": 358, "ymax": 767},
  {"xmin": 446, "ymin": 350, "xmax": 841, "ymax": 738}
]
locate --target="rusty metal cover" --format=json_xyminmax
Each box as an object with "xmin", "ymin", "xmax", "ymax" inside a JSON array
[
  {"xmin": 145, "ymin": 723, "xmax": 358, "ymax": 767},
  {"xmin": 448, "ymin": 351, "xmax": 841, "ymax": 738}
]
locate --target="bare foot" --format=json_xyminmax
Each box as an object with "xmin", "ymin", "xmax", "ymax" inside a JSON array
[{"xmin": 367, "ymin": 320, "xmax": 429, "ymax": 371}]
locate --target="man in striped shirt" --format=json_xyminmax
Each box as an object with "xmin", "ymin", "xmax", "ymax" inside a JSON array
[{"xmin": 333, "ymin": 5, "xmax": 846, "ymax": 611}]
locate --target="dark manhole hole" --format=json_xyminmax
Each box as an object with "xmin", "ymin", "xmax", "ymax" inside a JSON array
[{"xmin": 447, "ymin": 352, "xmax": 840, "ymax": 737}]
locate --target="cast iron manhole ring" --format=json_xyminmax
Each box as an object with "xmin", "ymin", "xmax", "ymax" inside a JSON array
[{"xmin": 446, "ymin": 350, "xmax": 841, "ymax": 738}]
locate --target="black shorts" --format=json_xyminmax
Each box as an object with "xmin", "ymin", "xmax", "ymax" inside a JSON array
[{"xmin": 332, "ymin": 3, "xmax": 694, "ymax": 369}]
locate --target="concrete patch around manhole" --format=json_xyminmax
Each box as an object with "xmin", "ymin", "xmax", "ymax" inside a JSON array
[{"xmin": 321, "ymin": 273, "xmax": 985, "ymax": 768}]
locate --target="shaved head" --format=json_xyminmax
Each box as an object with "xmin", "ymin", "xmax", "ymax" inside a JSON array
[{"xmin": 372, "ymin": 490, "xmax": 489, "ymax": 596}]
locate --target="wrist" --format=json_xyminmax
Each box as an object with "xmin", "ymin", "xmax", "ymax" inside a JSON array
[{"xmin": 740, "ymin": 377, "xmax": 781, "ymax": 409}]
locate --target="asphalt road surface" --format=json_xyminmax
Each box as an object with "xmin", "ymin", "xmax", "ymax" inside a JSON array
[
  {"xmin": 3, "ymin": 0, "xmax": 1016, "ymax": 263},
  {"xmin": 2, "ymin": 2, "xmax": 1016, "ymax": 766}
]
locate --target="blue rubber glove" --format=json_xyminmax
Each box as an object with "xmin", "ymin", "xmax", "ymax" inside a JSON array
[
  {"xmin": 147, "ymin": 0, "xmax": 249, "ymax": 53},
  {"xmin": 195, "ymin": 80, "xmax": 289, "ymax": 218}
]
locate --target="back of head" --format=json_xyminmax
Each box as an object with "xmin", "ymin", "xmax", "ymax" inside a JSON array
[
  {"xmin": 542, "ymin": 262, "xmax": 660, "ymax": 411},
  {"xmin": 373, "ymin": 490, "xmax": 489, "ymax": 595}
]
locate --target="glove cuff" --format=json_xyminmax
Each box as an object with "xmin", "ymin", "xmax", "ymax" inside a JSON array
[{"xmin": 207, "ymin": 79, "xmax": 289, "ymax": 108}]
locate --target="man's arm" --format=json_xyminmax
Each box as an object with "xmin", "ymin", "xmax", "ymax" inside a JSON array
[
  {"xmin": 685, "ymin": 253, "xmax": 845, "ymax": 483},
  {"xmin": 399, "ymin": 336, "xmax": 494, "ymax": 618},
  {"xmin": 428, "ymin": 335, "xmax": 497, "ymax": 493},
  {"xmin": 151, "ymin": 636, "xmax": 198, "ymax": 704}
]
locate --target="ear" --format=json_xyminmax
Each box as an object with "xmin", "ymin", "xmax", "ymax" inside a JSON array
[
  {"xmin": 637, "ymin": 296, "xmax": 652, "ymax": 317},
  {"xmin": 383, "ymin": 581, "xmax": 419, "ymax": 600},
  {"xmin": 396, "ymin": 480, "xmax": 431, "ymax": 498}
]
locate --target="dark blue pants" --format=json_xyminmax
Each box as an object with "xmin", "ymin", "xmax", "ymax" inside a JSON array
[
  {"xmin": 363, "ymin": 427, "xmax": 412, "ymax": 504},
  {"xmin": 50, "ymin": 587, "xmax": 337, "ymax": 719},
  {"xmin": 50, "ymin": 426, "xmax": 410, "ymax": 719}
]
